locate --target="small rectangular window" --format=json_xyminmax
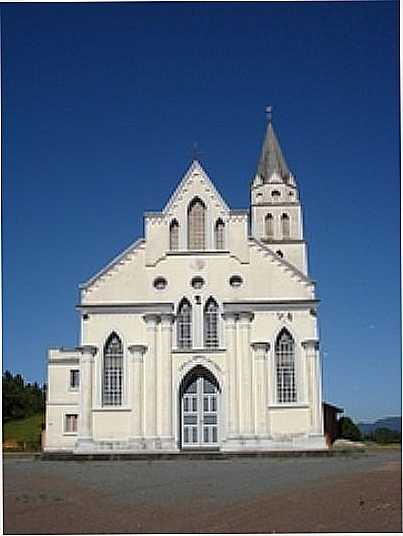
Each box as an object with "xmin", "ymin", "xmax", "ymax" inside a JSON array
[
  {"xmin": 70, "ymin": 370, "xmax": 80, "ymax": 389},
  {"xmin": 65, "ymin": 414, "xmax": 78, "ymax": 433}
]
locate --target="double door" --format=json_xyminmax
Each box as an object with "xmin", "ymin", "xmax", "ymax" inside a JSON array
[{"xmin": 182, "ymin": 376, "xmax": 218, "ymax": 448}]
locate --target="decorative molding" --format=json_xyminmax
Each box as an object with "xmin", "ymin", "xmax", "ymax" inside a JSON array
[
  {"xmin": 224, "ymin": 300, "xmax": 319, "ymax": 313},
  {"xmin": 172, "ymin": 348, "xmax": 226, "ymax": 354},
  {"xmin": 301, "ymin": 339, "xmax": 320, "ymax": 350},
  {"xmin": 251, "ymin": 342, "xmax": 270, "ymax": 351},
  {"xmin": 77, "ymin": 303, "xmax": 174, "ymax": 315},
  {"xmin": 276, "ymin": 312, "xmax": 293, "ymax": 322},
  {"xmin": 48, "ymin": 359, "xmax": 80, "ymax": 365},
  {"xmin": 237, "ymin": 311, "xmax": 255, "ymax": 323},
  {"xmin": 221, "ymin": 312, "xmax": 238, "ymax": 323},
  {"xmin": 143, "ymin": 314, "xmax": 161, "ymax": 326},
  {"xmin": 268, "ymin": 403, "xmax": 310, "ymax": 409},
  {"xmin": 128, "ymin": 344, "xmax": 148, "ymax": 357},
  {"xmin": 166, "ymin": 250, "xmax": 229, "ymax": 257},
  {"xmin": 79, "ymin": 345, "xmax": 98, "ymax": 356},
  {"xmin": 160, "ymin": 313, "xmax": 176, "ymax": 327}
]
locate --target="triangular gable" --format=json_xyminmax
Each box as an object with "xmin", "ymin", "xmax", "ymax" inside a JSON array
[{"xmin": 163, "ymin": 160, "xmax": 230, "ymax": 215}]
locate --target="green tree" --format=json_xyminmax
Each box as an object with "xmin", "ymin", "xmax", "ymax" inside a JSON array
[
  {"xmin": 338, "ymin": 416, "xmax": 362, "ymax": 441},
  {"xmin": 372, "ymin": 427, "xmax": 401, "ymax": 444}
]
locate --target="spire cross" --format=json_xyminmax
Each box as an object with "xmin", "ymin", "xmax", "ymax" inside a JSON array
[
  {"xmin": 191, "ymin": 142, "xmax": 203, "ymax": 162},
  {"xmin": 265, "ymin": 105, "xmax": 273, "ymax": 122}
]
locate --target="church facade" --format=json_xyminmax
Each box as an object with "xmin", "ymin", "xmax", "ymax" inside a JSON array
[{"xmin": 45, "ymin": 119, "xmax": 326, "ymax": 453}]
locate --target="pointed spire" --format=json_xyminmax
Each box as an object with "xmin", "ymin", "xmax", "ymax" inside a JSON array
[{"xmin": 257, "ymin": 110, "xmax": 291, "ymax": 183}]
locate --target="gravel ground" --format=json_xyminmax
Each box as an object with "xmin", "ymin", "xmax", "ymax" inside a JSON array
[{"xmin": 3, "ymin": 449, "xmax": 401, "ymax": 534}]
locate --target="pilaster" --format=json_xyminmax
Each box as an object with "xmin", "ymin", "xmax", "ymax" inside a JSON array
[
  {"xmin": 128, "ymin": 344, "xmax": 147, "ymax": 446},
  {"xmin": 222, "ymin": 312, "xmax": 238, "ymax": 436},
  {"xmin": 251, "ymin": 342, "xmax": 270, "ymax": 436},
  {"xmin": 238, "ymin": 312, "xmax": 254, "ymax": 435},
  {"xmin": 302, "ymin": 339, "xmax": 323, "ymax": 434},
  {"xmin": 77, "ymin": 345, "xmax": 97, "ymax": 449},
  {"xmin": 158, "ymin": 313, "xmax": 176, "ymax": 449},
  {"xmin": 143, "ymin": 314, "xmax": 160, "ymax": 443}
]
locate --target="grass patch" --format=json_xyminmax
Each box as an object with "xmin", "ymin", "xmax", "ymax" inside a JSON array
[{"xmin": 3, "ymin": 413, "xmax": 44, "ymax": 449}]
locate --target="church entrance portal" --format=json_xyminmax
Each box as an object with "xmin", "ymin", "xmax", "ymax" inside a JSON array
[{"xmin": 180, "ymin": 366, "xmax": 219, "ymax": 449}]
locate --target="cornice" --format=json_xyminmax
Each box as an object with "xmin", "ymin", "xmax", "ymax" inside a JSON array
[
  {"xmin": 223, "ymin": 299, "xmax": 319, "ymax": 313},
  {"xmin": 77, "ymin": 302, "xmax": 174, "ymax": 315}
]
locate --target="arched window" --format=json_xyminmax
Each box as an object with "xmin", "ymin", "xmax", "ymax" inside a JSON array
[
  {"xmin": 188, "ymin": 197, "xmax": 206, "ymax": 250},
  {"xmin": 204, "ymin": 297, "xmax": 219, "ymax": 348},
  {"xmin": 215, "ymin": 219, "xmax": 225, "ymax": 250},
  {"xmin": 177, "ymin": 299, "xmax": 192, "ymax": 349},
  {"xmin": 103, "ymin": 332, "xmax": 123, "ymax": 406},
  {"xmin": 275, "ymin": 329, "xmax": 296, "ymax": 403},
  {"xmin": 169, "ymin": 219, "xmax": 179, "ymax": 251},
  {"xmin": 265, "ymin": 213, "xmax": 274, "ymax": 238},
  {"xmin": 281, "ymin": 213, "xmax": 290, "ymax": 239}
]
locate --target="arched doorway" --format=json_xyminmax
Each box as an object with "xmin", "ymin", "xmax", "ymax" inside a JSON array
[{"xmin": 179, "ymin": 365, "xmax": 220, "ymax": 449}]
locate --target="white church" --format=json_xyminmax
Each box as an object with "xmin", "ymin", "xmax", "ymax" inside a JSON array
[{"xmin": 45, "ymin": 117, "xmax": 326, "ymax": 453}]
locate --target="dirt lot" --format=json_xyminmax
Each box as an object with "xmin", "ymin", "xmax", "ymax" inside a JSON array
[{"xmin": 3, "ymin": 449, "xmax": 402, "ymax": 534}]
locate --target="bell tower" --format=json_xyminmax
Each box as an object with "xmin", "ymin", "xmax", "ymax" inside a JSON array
[{"xmin": 250, "ymin": 110, "xmax": 309, "ymax": 275}]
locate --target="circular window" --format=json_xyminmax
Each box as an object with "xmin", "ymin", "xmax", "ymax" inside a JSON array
[
  {"xmin": 229, "ymin": 275, "xmax": 243, "ymax": 288},
  {"xmin": 153, "ymin": 277, "xmax": 167, "ymax": 290},
  {"xmin": 191, "ymin": 276, "xmax": 205, "ymax": 289}
]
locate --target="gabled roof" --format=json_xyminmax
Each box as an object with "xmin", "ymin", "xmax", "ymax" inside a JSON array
[
  {"xmin": 257, "ymin": 121, "xmax": 291, "ymax": 183},
  {"xmin": 163, "ymin": 160, "xmax": 230, "ymax": 214}
]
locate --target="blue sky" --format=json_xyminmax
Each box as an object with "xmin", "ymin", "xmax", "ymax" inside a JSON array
[{"xmin": 2, "ymin": 2, "xmax": 400, "ymax": 422}]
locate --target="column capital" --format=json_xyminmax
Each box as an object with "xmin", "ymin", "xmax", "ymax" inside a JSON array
[
  {"xmin": 301, "ymin": 339, "xmax": 320, "ymax": 351},
  {"xmin": 222, "ymin": 312, "xmax": 238, "ymax": 325},
  {"xmin": 79, "ymin": 345, "xmax": 97, "ymax": 358},
  {"xmin": 143, "ymin": 313, "xmax": 161, "ymax": 326},
  {"xmin": 160, "ymin": 313, "xmax": 176, "ymax": 328},
  {"xmin": 251, "ymin": 342, "xmax": 270, "ymax": 352},
  {"xmin": 128, "ymin": 344, "xmax": 148, "ymax": 359},
  {"xmin": 238, "ymin": 311, "xmax": 254, "ymax": 324}
]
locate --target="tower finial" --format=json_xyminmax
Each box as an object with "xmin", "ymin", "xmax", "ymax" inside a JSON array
[
  {"xmin": 192, "ymin": 141, "xmax": 201, "ymax": 162},
  {"xmin": 265, "ymin": 105, "xmax": 273, "ymax": 123}
]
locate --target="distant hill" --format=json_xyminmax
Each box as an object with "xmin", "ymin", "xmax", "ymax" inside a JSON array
[{"xmin": 358, "ymin": 416, "xmax": 401, "ymax": 435}]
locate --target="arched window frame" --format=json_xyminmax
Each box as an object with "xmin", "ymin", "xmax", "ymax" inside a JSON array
[
  {"xmin": 188, "ymin": 197, "xmax": 206, "ymax": 250},
  {"xmin": 215, "ymin": 219, "xmax": 225, "ymax": 250},
  {"xmin": 281, "ymin": 213, "xmax": 290, "ymax": 239},
  {"xmin": 177, "ymin": 298, "xmax": 192, "ymax": 349},
  {"xmin": 275, "ymin": 329, "xmax": 297, "ymax": 403},
  {"xmin": 265, "ymin": 213, "xmax": 274, "ymax": 238},
  {"xmin": 102, "ymin": 332, "xmax": 124, "ymax": 406},
  {"xmin": 169, "ymin": 219, "xmax": 179, "ymax": 251},
  {"xmin": 204, "ymin": 297, "xmax": 219, "ymax": 349}
]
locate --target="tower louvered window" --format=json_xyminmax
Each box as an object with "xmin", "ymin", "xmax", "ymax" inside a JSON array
[
  {"xmin": 281, "ymin": 213, "xmax": 290, "ymax": 239},
  {"xmin": 177, "ymin": 299, "xmax": 192, "ymax": 349},
  {"xmin": 169, "ymin": 219, "xmax": 179, "ymax": 250},
  {"xmin": 204, "ymin": 298, "xmax": 219, "ymax": 348},
  {"xmin": 188, "ymin": 198, "xmax": 206, "ymax": 250},
  {"xmin": 265, "ymin": 213, "xmax": 274, "ymax": 238},
  {"xmin": 275, "ymin": 329, "xmax": 296, "ymax": 403},
  {"xmin": 103, "ymin": 333, "xmax": 123, "ymax": 406},
  {"xmin": 215, "ymin": 219, "xmax": 225, "ymax": 249}
]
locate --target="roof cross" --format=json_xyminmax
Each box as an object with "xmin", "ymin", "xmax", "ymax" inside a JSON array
[
  {"xmin": 265, "ymin": 105, "xmax": 273, "ymax": 122},
  {"xmin": 191, "ymin": 142, "xmax": 204, "ymax": 162}
]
